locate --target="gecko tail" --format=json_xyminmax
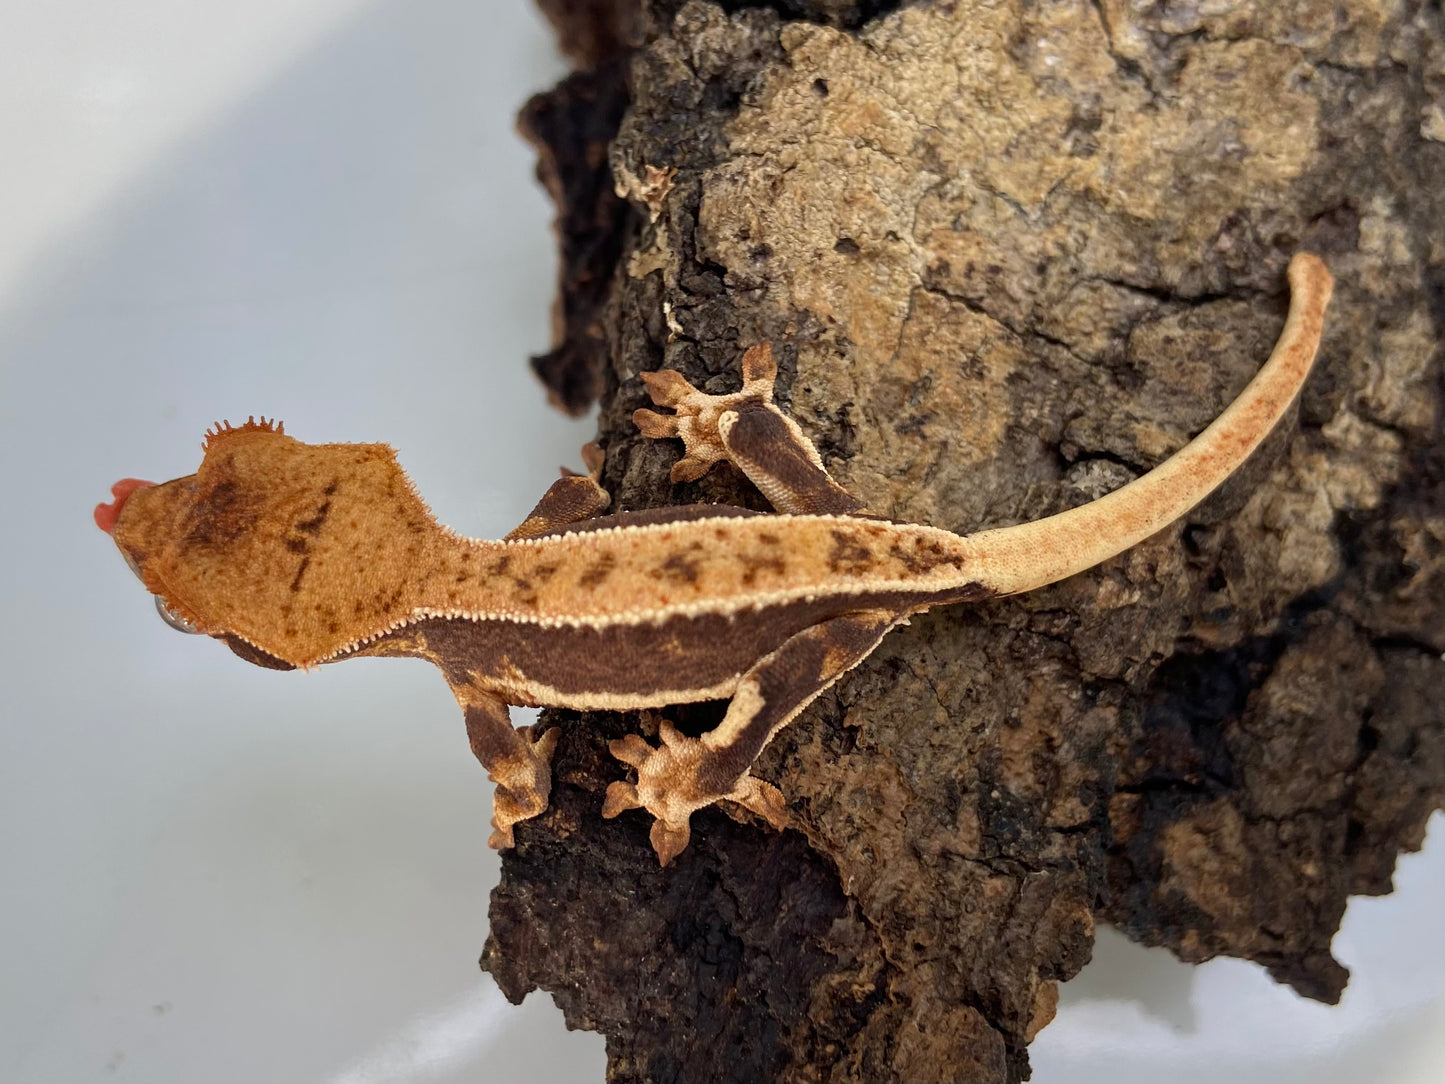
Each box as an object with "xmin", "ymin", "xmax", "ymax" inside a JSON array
[{"xmin": 960, "ymin": 252, "xmax": 1334, "ymax": 597}]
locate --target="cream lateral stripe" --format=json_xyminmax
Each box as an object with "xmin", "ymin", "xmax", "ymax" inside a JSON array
[
  {"xmin": 488, "ymin": 673, "xmax": 746, "ymax": 712},
  {"xmin": 957, "ymin": 252, "xmax": 1333, "ymax": 597},
  {"xmin": 706, "ymin": 674, "xmax": 767, "ymax": 752}
]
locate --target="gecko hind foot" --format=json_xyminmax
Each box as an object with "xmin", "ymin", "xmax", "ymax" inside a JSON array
[
  {"xmin": 487, "ymin": 725, "xmax": 560, "ymax": 850},
  {"xmin": 601, "ymin": 720, "xmax": 788, "ymax": 866},
  {"xmin": 634, "ymin": 343, "xmax": 779, "ymax": 483}
]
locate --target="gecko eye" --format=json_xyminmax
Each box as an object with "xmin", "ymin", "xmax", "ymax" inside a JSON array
[{"xmin": 155, "ymin": 596, "xmax": 202, "ymax": 634}]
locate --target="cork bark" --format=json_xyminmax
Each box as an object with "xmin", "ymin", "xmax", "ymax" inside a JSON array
[{"xmin": 496, "ymin": 2, "xmax": 1444, "ymax": 1081}]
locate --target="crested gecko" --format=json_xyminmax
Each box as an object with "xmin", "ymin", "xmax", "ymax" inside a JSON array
[{"xmin": 96, "ymin": 253, "xmax": 1333, "ymax": 866}]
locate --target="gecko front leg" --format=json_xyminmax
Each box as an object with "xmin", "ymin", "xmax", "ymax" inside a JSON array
[
  {"xmin": 456, "ymin": 444, "xmax": 606, "ymax": 845},
  {"xmin": 505, "ymin": 442, "xmax": 609, "ymax": 540},
  {"xmin": 452, "ymin": 683, "xmax": 559, "ymax": 849},
  {"xmin": 602, "ymin": 609, "xmax": 904, "ymax": 865}
]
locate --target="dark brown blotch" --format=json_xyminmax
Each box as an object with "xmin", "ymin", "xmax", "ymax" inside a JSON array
[
  {"xmin": 289, "ymin": 556, "xmax": 311, "ymax": 593},
  {"xmin": 888, "ymin": 536, "xmax": 965, "ymax": 575},
  {"xmin": 827, "ymin": 529, "xmax": 875, "ymax": 574},
  {"xmin": 579, "ymin": 551, "xmax": 616, "ymax": 589},
  {"xmin": 181, "ymin": 477, "xmax": 260, "ymax": 551},
  {"xmin": 370, "ymin": 584, "xmax": 405, "ymax": 617},
  {"xmin": 657, "ymin": 552, "xmax": 702, "ymax": 585},
  {"xmin": 888, "ymin": 541, "xmax": 929, "ymax": 574},
  {"xmin": 294, "ymin": 499, "xmax": 332, "ymax": 536},
  {"xmin": 736, "ymin": 550, "xmax": 787, "ymax": 587}
]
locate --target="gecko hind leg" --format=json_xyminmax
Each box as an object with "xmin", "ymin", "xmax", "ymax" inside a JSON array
[
  {"xmin": 602, "ymin": 608, "xmax": 903, "ymax": 865},
  {"xmin": 456, "ymin": 689, "xmax": 559, "ymax": 849},
  {"xmin": 504, "ymin": 442, "xmax": 610, "ymax": 540},
  {"xmin": 636, "ymin": 343, "xmax": 867, "ymax": 516}
]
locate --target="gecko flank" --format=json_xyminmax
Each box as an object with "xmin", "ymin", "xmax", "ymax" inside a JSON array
[{"xmin": 97, "ymin": 254, "xmax": 1334, "ymax": 865}]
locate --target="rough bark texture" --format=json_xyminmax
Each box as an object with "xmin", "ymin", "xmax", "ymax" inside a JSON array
[{"xmin": 488, "ymin": 1, "xmax": 1444, "ymax": 1080}]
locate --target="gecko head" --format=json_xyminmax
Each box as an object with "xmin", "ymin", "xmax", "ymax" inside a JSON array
[
  {"xmin": 94, "ymin": 477, "xmax": 206, "ymax": 636},
  {"xmin": 96, "ymin": 417, "xmax": 435, "ymax": 670}
]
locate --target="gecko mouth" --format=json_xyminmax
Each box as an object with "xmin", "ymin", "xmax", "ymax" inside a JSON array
[{"xmin": 94, "ymin": 478, "xmax": 155, "ymax": 534}]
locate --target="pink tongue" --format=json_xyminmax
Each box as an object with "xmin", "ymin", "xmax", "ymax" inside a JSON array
[{"xmin": 94, "ymin": 478, "xmax": 154, "ymax": 534}]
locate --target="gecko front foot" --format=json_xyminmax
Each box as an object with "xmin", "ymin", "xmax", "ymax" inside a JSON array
[
  {"xmin": 600, "ymin": 720, "xmax": 789, "ymax": 865},
  {"xmin": 487, "ymin": 725, "xmax": 560, "ymax": 850},
  {"xmin": 634, "ymin": 343, "xmax": 779, "ymax": 483}
]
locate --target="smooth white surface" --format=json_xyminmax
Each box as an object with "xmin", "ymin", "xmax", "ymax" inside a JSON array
[
  {"xmin": 0, "ymin": 3, "xmax": 1439, "ymax": 1082},
  {"xmin": 1, "ymin": 4, "xmax": 604, "ymax": 1082}
]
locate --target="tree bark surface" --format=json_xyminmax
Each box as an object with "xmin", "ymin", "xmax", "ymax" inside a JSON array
[{"xmin": 494, "ymin": 2, "xmax": 1444, "ymax": 1080}]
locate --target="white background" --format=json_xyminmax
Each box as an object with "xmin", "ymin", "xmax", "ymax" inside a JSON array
[{"xmin": 0, "ymin": 3, "xmax": 1439, "ymax": 1082}]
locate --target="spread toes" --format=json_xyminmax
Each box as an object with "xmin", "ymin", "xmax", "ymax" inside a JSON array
[
  {"xmin": 640, "ymin": 368, "xmax": 699, "ymax": 409},
  {"xmin": 726, "ymin": 775, "xmax": 789, "ymax": 831},
  {"xmin": 633, "ymin": 407, "xmax": 680, "ymax": 440},
  {"xmin": 486, "ymin": 725, "xmax": 559, "ymax": 851},
  {"xmin": 601, "ymin": 720, "xmax": 787, "ymax": 866}
]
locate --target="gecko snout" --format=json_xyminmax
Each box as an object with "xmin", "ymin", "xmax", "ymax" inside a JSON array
[
  {"xmin": 95, "ymin": 477, "xmax": 205, "ymax": 635},
  {"xmin": 94, "ymin": 478, "xmax": 155, "ymax": 534}
]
